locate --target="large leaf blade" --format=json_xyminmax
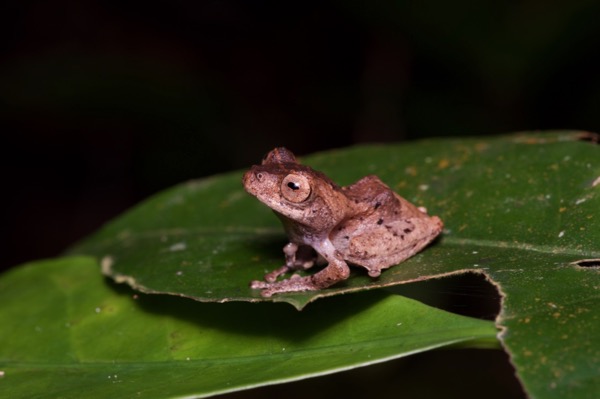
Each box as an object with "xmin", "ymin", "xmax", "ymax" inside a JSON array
[{"xmin": 70, "ymin": 132, "xmax": 599, "ymax": 307}]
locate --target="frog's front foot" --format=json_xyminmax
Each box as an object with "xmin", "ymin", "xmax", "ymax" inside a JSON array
[
  {"xmin": 250, "ymin": 275, "xmax": 319, "ymax": 297},
  {"xmin": 263, "ymin": 265, "xmax": 292, "ymax": 283}
]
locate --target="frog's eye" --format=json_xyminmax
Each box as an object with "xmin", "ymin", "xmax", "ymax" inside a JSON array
[{"xmin": 281, "ymin": 174, "xmax": 311, "ymax": 203}]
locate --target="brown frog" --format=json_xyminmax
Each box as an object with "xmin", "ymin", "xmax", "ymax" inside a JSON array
[{"xmin": 243, "ymin": 148, "xmax": 443, "ymax": 297}]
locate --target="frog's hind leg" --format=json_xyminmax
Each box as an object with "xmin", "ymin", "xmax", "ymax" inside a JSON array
[{"xmin": 342, "ymin": 216, "xmax": 443, "ymax": 278}]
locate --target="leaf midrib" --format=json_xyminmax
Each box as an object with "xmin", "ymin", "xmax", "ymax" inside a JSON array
[{"xmin": 0, "ymin": 333, "xmax": 489, "ymax": 368}]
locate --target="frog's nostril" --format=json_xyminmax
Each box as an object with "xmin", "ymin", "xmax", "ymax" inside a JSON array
[{"xmin": 256, "ymin": 172, "xmax": 263, "ymax": 181}]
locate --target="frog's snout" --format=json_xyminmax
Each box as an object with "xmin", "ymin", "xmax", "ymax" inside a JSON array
[
  {"xmin": 242, "ymin": 169, "xmax": 255, "ymax": 193},
  {"xmin": 243, "ymin": 166, "xmax": 266, "ymax": 196}
]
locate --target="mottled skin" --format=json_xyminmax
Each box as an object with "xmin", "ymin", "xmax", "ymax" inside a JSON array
[{"xmin": 243, "ymin": 147, "xmax": 443, "ymax": 297}]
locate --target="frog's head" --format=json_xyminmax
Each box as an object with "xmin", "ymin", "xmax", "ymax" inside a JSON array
[{"xmin": 243, "ymin": 148, "xmax": 343, "ymax": 228}]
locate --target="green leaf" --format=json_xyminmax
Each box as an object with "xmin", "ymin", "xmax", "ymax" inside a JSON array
[
  {"xmin": 69, "ymin": 131, "xmax": 600, "ymax": 398},
  {"xmin": 0, "ymin": 256, "xmax": 496, "ymax": 398}
]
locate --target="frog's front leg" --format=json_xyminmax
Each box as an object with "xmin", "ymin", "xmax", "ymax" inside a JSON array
[
  {"xmin": 263, "ymin": 242, "xmax": 316, "ymax": 283},
  {"xmin": 251, "ymin": 240, "xmax": 350, "ymax": 297}
]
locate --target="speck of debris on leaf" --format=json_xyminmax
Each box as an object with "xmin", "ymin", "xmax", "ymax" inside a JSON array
[{"xmin": 169, "ymin": 242, "xmax": 187, "ymax": 252}]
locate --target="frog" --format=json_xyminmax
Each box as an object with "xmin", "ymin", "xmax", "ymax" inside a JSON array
[{"xmin": 242, "ymin": 147, "xmax": 443, "ymax": 297}]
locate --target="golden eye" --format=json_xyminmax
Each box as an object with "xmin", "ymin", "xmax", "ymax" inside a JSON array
[{"xmin": 281, "ymin": 174, "xmax": 311, "ymax": 203}]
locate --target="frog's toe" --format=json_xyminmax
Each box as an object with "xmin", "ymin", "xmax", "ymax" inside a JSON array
[
  {"xmin": 367, "ymin": 269, "xmax": 382, "ymax": 278},
  {"xmin": 263, "ymin": 266, "xmax": 283, "ymax": 282},
  {"xmin": 250, "ymin": 280, "xmax": 270, "ymax": 289}
]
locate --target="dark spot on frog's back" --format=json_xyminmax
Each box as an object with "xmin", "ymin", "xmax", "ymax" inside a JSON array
[
  {"xmin": 404, "ymin": 228, "xmax": 413, "ymax": 234},
  {"xmin": 374, "ymin": 201, "xmax": 381, "ymax": 209},
  {"xmin": 377, "ymin": 218, "xmax": 384, "ymax": 225}
]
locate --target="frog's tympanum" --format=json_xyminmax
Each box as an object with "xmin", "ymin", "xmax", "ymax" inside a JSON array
[{"xmin": 243, "ymin": 148, "xmax": 443, "ymax": 297}]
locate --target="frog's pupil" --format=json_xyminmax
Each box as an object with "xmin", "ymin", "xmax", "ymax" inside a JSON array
[{"xmin": 287, "ymin": 182, "xmax": 300, "ymax": 190}]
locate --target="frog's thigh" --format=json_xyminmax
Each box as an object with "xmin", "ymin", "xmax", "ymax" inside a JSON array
[
  {"xmin": 344, "ymin": 225, "xmax": 400, "ymax": 271},
  {"xmin": 346, "ymin": 219, "xmax": 432, "ymax": 271}
]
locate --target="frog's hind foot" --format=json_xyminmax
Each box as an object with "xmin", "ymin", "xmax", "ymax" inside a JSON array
[{"xmin": 250, "ymin": 275, "xmax": 319, "ymax": 297}]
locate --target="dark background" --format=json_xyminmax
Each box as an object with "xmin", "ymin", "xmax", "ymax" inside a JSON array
[
  {"xmin": 2, "ymin": 1, "xmax": 599, "ymax": 397},
  {"xmin": 3, "ymin": 1, "xmax": 600, "ymax": 271}
]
